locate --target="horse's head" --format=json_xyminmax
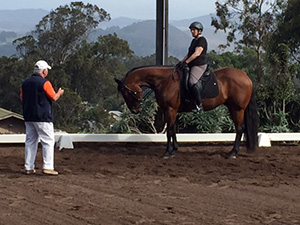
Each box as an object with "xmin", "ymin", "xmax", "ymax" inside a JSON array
[{"xmin": 114, "ymin": 78, "xmax": 143, "ymax": 114}]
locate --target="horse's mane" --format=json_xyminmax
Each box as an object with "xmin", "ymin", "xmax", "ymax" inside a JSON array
[{"xmin": 125, "ymin": 65, "xmax": 174, "ymax": 78}]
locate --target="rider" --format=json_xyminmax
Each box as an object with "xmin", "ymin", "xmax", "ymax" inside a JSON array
[{"xmin": 178, "ymin": 21, "xmax": 208, "ymax": 112}]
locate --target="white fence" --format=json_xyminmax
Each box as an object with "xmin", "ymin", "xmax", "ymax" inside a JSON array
[{"xmin": 0, "ymin": 133, "xmax": 299, "ymax": 150}]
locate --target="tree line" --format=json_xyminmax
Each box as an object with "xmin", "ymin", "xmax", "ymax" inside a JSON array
[{"xmin": 0, "ymin": 0, "xmax": 299, "ymax": 134}]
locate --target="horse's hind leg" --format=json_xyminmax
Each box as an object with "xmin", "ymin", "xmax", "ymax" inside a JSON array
[
  {"xmin": 228, "ymin": 124, "xmax": 244, "ymax": 158},
  {"xmin": 228, "ymin": 109, "xmax": 245, "ymax": 158}
]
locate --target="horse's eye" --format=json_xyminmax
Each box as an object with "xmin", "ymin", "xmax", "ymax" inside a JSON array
[{"xmin": 134, "ymin": 92, "xmax": 137, "ymax": 95}]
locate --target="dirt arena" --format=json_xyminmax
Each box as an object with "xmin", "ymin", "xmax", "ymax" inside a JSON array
[{"xmin": 0, "ymin": 142, "xmax": 300, "ymax": 225}]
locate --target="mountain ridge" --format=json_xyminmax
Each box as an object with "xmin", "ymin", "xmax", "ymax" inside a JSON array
[{"xmin": 0, "ymin": 9, "xmax": 227, "ymax": 58}]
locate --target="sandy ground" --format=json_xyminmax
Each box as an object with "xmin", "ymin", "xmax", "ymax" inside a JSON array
[{"xmin": 0, "ymin": 142, "xmax": 300, "ymax": 225}]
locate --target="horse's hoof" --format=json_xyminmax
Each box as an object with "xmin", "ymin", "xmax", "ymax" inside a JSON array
[
  {"xmin": 162, "ymin": 152, "xmax": 170, "ymax": 159},
  {"xmin": 226, "ymin": 153, "xmax": 237, "ymax": 159},
  {"xmin": 163, "ymin": 155, "xmax": 170, "ymax": 159},
  {"xmin": 227, "ymin": 150, "xmax": 237, "ymax": 159},
  {"xmin": 162, "ymin": 152, "xmax": 176, "ymax": 159}
]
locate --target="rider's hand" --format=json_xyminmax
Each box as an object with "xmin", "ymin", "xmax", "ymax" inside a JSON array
[{"xmin": 176, "ymin": 61, "xmax": 188, "ymax": 70}]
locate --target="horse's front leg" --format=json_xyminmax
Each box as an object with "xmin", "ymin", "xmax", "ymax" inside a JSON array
[
  {"xmin": 163, "ymin": 109, "xmax": 178, "ymax": 158},
  {"xmin": 164, "ymin": 126, "xmax": 178, "ymax": 158},
  {"xmin": 172, "ymin": 127, "xmax": 178, "ymax": 154},
  {"xmin": 163, "ymin": 125, "xmax": 178, "ymax": 158},
  {"xmin": 163, "ymin": 129, "xmax": 172, "ymax": 158}
]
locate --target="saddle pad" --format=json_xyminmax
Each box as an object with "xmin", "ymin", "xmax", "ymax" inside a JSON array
[{"xmin": 201, "ymin": 71, "xmax": 219, "ymax": 99}]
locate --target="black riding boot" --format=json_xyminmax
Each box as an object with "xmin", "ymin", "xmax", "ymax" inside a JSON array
[{"xmin": 191, "ymin": 82, "xmax": 203, "ymax": 112}]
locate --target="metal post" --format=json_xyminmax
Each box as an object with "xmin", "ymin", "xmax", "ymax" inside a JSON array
[
  {"xmin": 164, "ymin": 0, "xmax": 168, "ymax": 65},
  {"xmin": 156, "ymin": 0, "xmax": 168, "ymax": 65}
]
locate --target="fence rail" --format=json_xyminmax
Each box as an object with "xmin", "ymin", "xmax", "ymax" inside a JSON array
[{"xmin": 0, "ymin": 133, "xmax": 300, "ymax": 150}]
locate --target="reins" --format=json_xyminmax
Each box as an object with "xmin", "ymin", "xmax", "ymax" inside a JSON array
[
  {"xmin": 143, "ymin": 89, "xmax": 153, "ymax": 99},
  {"xmin": 122, "ymin": 66, "xmax": 178, "ymax": 102},
  {"xmin": 141, "ymin": 67, "xmax": 177, "ymax": 101}
]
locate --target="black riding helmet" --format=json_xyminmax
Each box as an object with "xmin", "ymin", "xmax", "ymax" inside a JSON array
[{"xmin": 189, "ymin": 21, "xmax": 204, "ymax": 31}]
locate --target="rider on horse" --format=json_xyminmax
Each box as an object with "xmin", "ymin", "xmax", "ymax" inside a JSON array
[{"xmin": 177, "ymin": 21, "xmax": 208, "ymax": 112}]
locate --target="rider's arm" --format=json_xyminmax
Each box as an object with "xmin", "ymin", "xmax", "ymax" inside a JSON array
[
  {"xmin": 181, "ymin": 54, "xmax": 188, "ymax": 62},
  {"xmin": 185, "ymin": 46, "xmax": 203, "ymax": 64}
]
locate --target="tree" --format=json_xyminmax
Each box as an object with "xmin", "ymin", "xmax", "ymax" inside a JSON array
[
  {"xmin": 13, "ymin": 35, "xmax": 40, "ymax": 60},
  {"xmin": 65, "ymin": 34, "xmax": 133, "ymax": 104},
  {"xmin": 0, "ymin": 57, "xmax": 31, "ymax": 113},
  {"xmin": 271, "ymin": 0, "xmax": 300, "ymax": 64},
  {"xmin": 52, "ymin": 88, "xmax": 85, "ymax": 132},
  {"xmin": 279, "ymin": 0, "xmax": 300, "ymax": 63},
  {"xmin": 14, "ymin": 2, "xmax": 110, "ymax": 65},
  {"xmin": 261, "ymin": 0, "xmax": 300, "ymax": 131},
  {"xmin": 207, "ymin": 49, "xmax": 257, "ymax": 82},
  {"xmin": 211, "ymin": 0, "xmax": 285, "ymax": 83}
]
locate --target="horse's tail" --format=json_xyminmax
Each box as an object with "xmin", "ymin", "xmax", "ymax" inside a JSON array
[{"xmin": 244, "ymin": 90, "xmax": 259, "ymax": 152}]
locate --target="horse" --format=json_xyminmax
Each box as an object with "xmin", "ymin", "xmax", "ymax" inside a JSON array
[{"xmin": 115, "ymin": 66, "xmax": 259, "ymax": 158}]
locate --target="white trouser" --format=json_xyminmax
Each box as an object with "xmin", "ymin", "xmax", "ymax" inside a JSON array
[{"xmin": 24, "ymin": 122, "xmax": 55, "ymax": 170}]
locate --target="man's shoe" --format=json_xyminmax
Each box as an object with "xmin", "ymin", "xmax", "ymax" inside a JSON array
[
  {"xmin": 42, "ymin": 169, "xmax": 59, "ymax": 176},
  {"xmin": 25, "ymin": 169, "xmax": 36, "ymax": 175}
]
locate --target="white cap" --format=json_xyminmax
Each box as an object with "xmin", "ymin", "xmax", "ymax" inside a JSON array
[{"xmin": 34, "ymin": 60, "xmax": 52, "ymax": 70}]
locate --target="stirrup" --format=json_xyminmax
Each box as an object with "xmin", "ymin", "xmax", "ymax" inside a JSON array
[{"xmin": 192, "ymin": 104, "xmax": 203, "ymax": 113}]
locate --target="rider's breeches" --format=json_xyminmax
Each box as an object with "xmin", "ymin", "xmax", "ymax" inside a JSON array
[{"xmin": 189, "ymin": 64, "xmax": 207, "ymax": 86}]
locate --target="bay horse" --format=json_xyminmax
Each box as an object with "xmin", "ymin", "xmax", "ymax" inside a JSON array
[{"xmin": 115, "ymin": 66, "xmax": 258, "ymax": 158}]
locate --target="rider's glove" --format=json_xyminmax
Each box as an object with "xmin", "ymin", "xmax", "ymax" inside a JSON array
[{"xmin": 176, "ymin": 61, "xmax": 188, "ymax": 70}]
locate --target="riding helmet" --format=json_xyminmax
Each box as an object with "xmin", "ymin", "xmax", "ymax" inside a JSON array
[{"xmin": 189, "ymin": 21, "xmax": 204, "ymax": 31}]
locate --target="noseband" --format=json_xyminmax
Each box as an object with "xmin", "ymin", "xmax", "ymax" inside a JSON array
[
  {"xmin": 118, "ymin": 67, "xmax": 176, "ymax": 106},
  {"xmin": 120, "ymin": 84, "xmax": 143, "ymax": 105}
]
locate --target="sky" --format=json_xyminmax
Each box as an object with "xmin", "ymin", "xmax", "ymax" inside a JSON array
[{"xmin": 0, "ymin": 0, "xmax": 217, "ymax": 20}]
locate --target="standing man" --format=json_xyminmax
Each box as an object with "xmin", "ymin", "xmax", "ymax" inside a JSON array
[{"xmin": 21, "ymin": 60, "xmax": 64, "ymax": 175}]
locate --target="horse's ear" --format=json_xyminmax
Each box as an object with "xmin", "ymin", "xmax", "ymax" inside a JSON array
[
  {"xmin": 114, "ymin": 78, "xmax": 124, "ymax": 91},
  {"xmin": 114, "ymin": 78, "xmax": 123, "ymax": 86}
]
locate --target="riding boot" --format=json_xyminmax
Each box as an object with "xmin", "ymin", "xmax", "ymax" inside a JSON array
[{"xmin": 191, "ymin": 82, "xmax": 203, "ymax": 112}]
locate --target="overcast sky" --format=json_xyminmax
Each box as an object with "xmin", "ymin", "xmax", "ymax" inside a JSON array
[{"xmin": 0, "ymin": 0, "xmax": 217, "ymax": 20}]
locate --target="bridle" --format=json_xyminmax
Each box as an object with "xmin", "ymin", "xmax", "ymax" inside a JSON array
[
  {"xmin": 119, "ymin": 67, "xmax": 177, "ymax": 105},
  {"xmin": 121, "ymin": 84, "xmax": 143, "ymax": 105}
]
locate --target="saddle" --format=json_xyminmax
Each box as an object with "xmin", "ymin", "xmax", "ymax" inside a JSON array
[{"xmin": 179, "ymin": 65, "xmax": 219, "ymax": 101}]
